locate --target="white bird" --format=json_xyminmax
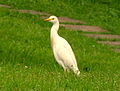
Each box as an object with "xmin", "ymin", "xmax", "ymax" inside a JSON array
[{"xmin": 44, "ymin": 16, "xmax": 80, "ymax": 76}]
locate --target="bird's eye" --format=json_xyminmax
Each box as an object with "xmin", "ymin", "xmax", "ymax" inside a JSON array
[{"xmin": 52, "ymin": 18, "xmax": 54, "ymax": 20}]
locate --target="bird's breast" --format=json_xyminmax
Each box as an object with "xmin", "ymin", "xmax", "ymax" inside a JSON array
[{"xmin": 51, "ymin": 36, "xmax": 54, "ymax": 48}]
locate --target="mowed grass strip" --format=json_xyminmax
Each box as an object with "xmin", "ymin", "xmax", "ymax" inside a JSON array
[{"xmin": 0, "ymin": 7, "xmax": 120, "ymax": 90}]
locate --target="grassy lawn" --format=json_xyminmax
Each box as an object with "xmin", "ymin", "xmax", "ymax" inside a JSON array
[
  {"xmin": 0, "ymin": 0, "xmax": 120, "ymax": 34},
  {"xmin": 0, "ymin": 0, "xmax": 120, "ymax": 90}
]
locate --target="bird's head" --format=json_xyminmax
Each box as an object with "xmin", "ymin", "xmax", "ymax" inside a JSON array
[{"xmin": 44, "ymin": 16, "xmax": 59, "ymax": 24}]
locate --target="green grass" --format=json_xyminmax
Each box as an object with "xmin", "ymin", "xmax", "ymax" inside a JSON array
[
  {"xmin": 0, "ymin": 0, "xmax": 120, "ymax": 34},
  {"xmin": 0, "ymin": 0, "xmax": 120, "ymax": 90}
]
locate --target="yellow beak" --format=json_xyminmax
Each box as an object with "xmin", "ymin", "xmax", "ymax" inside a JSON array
[{"xmin": 44, "ymin": 18, "xmax": 52, "ymax": 21}]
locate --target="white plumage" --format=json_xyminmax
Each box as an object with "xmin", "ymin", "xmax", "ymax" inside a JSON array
[{"xmin": 44, "ymin": 16, "xmax": 80, "ymax": 76}]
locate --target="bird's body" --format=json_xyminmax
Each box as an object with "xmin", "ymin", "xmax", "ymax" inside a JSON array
[{"xmin": 45, "ymin": 16, "xmax": 80, "ymax": 76}]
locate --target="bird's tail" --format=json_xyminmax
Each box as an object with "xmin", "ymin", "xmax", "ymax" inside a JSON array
[{"xmin": 73, "ymin": 67, "xmax": 80, "ymax": 76}]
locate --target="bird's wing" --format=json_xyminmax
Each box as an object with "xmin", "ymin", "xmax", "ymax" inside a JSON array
[{"xmin": 55, "ymin": 37, "xmax": 78, "ymax": 67}]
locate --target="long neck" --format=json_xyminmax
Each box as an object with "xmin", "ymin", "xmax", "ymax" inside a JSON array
[
  {"xmin": 50, "ymin": 22, "xmax": 59, "ymax": 48},
  {"xmin": 50, "ymin": 22, "xmax": 59, "ymax": 38}
]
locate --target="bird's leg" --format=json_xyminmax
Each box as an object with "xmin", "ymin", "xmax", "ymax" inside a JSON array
[
  {"xmin": 66, "ymin": 68, "xmax": 70, "ymax": 72},
  {"xmin": 63, "ymin": 68, "xmax": 68, "ymax": 77},
  {"xmin": 57, "ymin": 60, "xmax": 67, "ymax": 73},
  {"xmin": 64, "ymin": 67, "xmax": 70, "ymax": 73},
  {"xmin": 64, "ymin": 68, "xmax": 67, "ymax": 72}
]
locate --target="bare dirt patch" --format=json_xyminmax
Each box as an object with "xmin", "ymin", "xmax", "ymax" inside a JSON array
[
  {"xmin": 97, "ymin": 41, "xmax": 120, "ymax": 46},
  {"xmin": 40, "ymin": 16, "xmax": 49, "ymax": 19},
  {"xmin": 60, "ymin": 24, "xmax": 107, "ymax": 32},
  {"xmin": 13, "ymin": 9, "xmax": 51, "ymax": 16},
  {"xmin": 84, "ymin": 34, "xmax": 120, "ymax": 39},
  {"xmin": 58, "ymin": 17, "xmax": 86, "ymax": 24},
  {"xmin": 0, "ymin": 4, "xmax": 10, "ymax": 8},
  {"xmin": 114, "ymin": 49, "xmax": 120, "ymax": 53}
]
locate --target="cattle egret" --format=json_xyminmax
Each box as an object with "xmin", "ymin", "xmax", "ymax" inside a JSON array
[{"xmin": 44, "ymin": 16, "xmax": 80, "ymax": 76}]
